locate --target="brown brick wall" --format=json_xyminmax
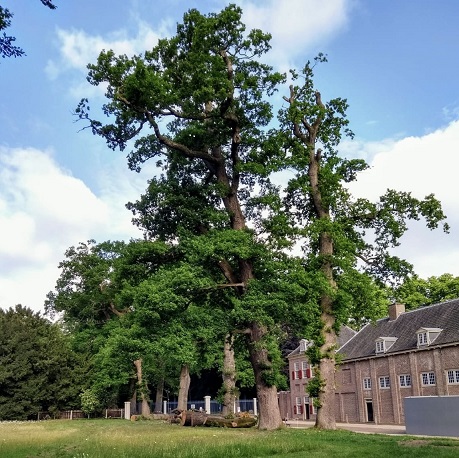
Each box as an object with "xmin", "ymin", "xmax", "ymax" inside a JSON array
[
  {"xmin": 335, "ymin": 345, "xmax": 459, "ymax": 425},
  {"xmin": 286, "ymin": 344, "xmax": 459, "ymax": 425}
]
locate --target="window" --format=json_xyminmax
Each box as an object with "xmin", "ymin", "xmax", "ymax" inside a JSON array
[
  {"xmin": 294, "ymin": 396, "xmax": 303, "ymax": 415},
  {"xmin": 363, "ymin": 377, "xmax": 372, "ymax": 390},
  {"xmin": 417, "ymin": 332, "xmax": 428, "ymax": 346},
  {"xmin": 292, "ymin": 362, "xmax": 301, "ymax": 380},
  {"xmin": 447, "ymin": 369, "xmax": 459, "ymax": 384},
  {"xmin": 301, "ymin": 361, "xmax": 313, "ymax": 379},
  {"xmin": 299, "ymin": 339, "xmax": 309, "ymax": 353},
  {"xmin": 376, "ymin": 340, "xmax": 385, "ymax": 353},
  {"xmin": 399, "ymin": 374, "xmax": 412, "ymax": 387},
  {"xmin": 417, "ymin": 328, "xmax": 442, "ymax": 347},
  {"xmin": 421, "ymin": 372, "xmax": 436, "ymax": 386},
  {"xmin": 379, "ymin": 376, "xmax": 390, "ymax": 389},
  {"xmin": 375, "ymin": 337, "xmax": 397, "ymax": 354}
]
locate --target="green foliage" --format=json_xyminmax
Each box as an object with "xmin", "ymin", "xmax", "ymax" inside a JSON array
[
  {"xmin": 394, "ymin": 273, "xmax": 459, "ymax": 310},
  {"xmin": 306, "ymin": 372, "xmax": 325, "ymax": 405},
  {"xmin": 0, "ymin": 305, "xmax": 84, "ymax": 420},
  {"xmin": 74, "ymin": 4, "xmax": 449, "ymax": 428},
  {"xmin": 80, "ymin": 389, "xmax": 100, "ymax": 416}
]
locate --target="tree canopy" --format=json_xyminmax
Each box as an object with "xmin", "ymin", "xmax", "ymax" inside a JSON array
[
  {"xmin": 74, "ymin": 4, "xmax": 448, "ymax": 430},
  {"xmin": 395, "ymin": 273, "xmax": 459, "ymax": 309},
  {"xmin": 0, "ymin": 305, "xmax": 84, "ymax": 420}
]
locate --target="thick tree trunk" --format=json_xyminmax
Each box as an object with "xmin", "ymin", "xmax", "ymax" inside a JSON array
[
  {"xmin": 154, "ymin": 378, "xmax": 164, "ymax": 413},
  {"xmin": 248, "ymin": 322, "xmax": 283, "ymax": 430},
  {"xmin": 134, "ymin": 358, "xmax": 151, "ymax": 417},
  {"xmin": 315, "ymin": 295, "xmax": 337, "ymax": 429},
  {"xmin": 314, "ymin": 232, "xmax": 337, "ymax": 429},
  {"xmin": 221, "ymin": 334, "xmax": 237, "ymax": 416},
  {"xmin": 177, "ymin": 364, "xmax": 191, "ymax": 411}
]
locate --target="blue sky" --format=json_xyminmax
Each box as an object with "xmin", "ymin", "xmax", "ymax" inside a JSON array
[{"xmin": 1, "ymin": 0, "xmax": 459, "ymax": 311}]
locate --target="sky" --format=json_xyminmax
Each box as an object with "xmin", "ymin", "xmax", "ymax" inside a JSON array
[{"xmin": 1, "ymin": 0, "xmax": 459, "ymax": 313}]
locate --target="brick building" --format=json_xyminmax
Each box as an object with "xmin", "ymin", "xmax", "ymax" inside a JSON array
[
  {"xmin": 284, "ymin": 325, "xmax": 356, "ymax": 420},
  {"xmin": 283, "ymin": 299, "xmax": 459, "ymax": 425}
]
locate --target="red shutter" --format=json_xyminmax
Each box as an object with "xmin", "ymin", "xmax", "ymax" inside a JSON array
[
  {"xmin": 298, "ymin": 370, "xmax": 302, "ymax": 379},
  {"xmin": 293, "ymin": 405, "xmax": 297, "ymax": 414},
  {"xmin": 299, "ymin": 405, "xmax": 303, "ymax": 414},
  {"xmin": 306, "ymin": 368, "xmax": 311, "ymax": 378},
  {"xmin": 291, "ymin": 371, "xmax": 295, "ymax": 380}
]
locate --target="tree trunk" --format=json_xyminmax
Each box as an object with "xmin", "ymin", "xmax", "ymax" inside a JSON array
[
  {"xmin": 134, "ymin": 358, "xmax": 151, "ymax": 417},
  {"xmin": 221, "ymin": 334, "xmax": 237, "ymax": 416},
  {"xmin": 177, "ymin": 364, "xmax": 191, "ymax": 411},
  {"xmin": 154, "ymin": 378, "xmax": 164, "ymax": 413},
  {"xmin": 248, "ymin": 322, "xmax": 283, "ymax": 430},
  {"xmin": 315, "ymin": 297, "xmax": 337, "ymax": 429},
  {"xmin": 314, "ymin": 232, "xmax": 337, "ymax": 430}
]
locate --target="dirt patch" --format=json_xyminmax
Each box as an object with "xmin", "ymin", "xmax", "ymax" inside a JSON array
[
  {"xmin": 399, "ymin": 439, "xmax": 433, "ymax": 447},
  {"xmin": 400, "ymin": 439, "xmax": 459, "ymax": 448}
]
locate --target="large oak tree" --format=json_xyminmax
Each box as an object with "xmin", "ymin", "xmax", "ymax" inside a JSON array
[
  {"xmin": 279, "ymin": 56, "xmax": 449, "ymax": 429},
  {"xmin": 76, "ymin": 5, "xmax": 313, "ymax": 429}
]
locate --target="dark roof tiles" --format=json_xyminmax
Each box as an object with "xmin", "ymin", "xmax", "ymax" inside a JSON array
[{"xmin": 339, "ymin": 298, "xmax": 459, "ymax": 361}]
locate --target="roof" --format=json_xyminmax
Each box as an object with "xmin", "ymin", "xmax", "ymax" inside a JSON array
[
  {"xmin": 339, "ymin": 298, "xmax": 459, "ymax": 361},
  {"xmin": 288, "ymin": 325, "xmax": 357, "ymax": 358}
]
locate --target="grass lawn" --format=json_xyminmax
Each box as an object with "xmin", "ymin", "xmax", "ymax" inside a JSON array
[{"xmin": 1, "ymin": 419, "xmax": 459, "ymax": 458}]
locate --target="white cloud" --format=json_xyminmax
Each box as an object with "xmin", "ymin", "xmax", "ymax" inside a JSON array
[
  {"xmin": 0, "ymin": 146, "xmax": 142, "ymax": 312},
  {"xmin": 46, "ymin": 20, "xmax": 169, "ymax": 79},
  {"xmin": 350, "ymin": 120, "xmax": 459, "ymax": 278},
  {"xmin": 46, "ymin": 0, "xmax": 353, "ymax": 86},
  {"xmin": 240, "ymin": 0, "xmax": 353, "ymax": 68}
]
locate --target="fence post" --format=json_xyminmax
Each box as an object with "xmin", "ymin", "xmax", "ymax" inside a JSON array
[
  {"xmin": 163, "ymin": 400, "xmax": 167, "ymax": 414},
  {"xmin": 253, "ymin": 398, "xmax": 258, "ymax": 416},
  {"xmin": 124, "ymin": 401, "xmax": 131, "ymax": 420},
  {"xmin": 204, "ymin": 396, "xmax": 211, "ymax": 414},
  {"xmin": 70, "ymin": 410, "xmax": 73, "ymax": 420}
]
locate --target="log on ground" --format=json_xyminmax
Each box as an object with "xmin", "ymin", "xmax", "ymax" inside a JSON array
[{"xmin": 180, "ymin": 411, "xmax": 257, "ymax": 428}]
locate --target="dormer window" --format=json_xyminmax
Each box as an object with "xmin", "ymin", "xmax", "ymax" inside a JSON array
[
  {"xmin": 299, "ymin": 339, "xmax": 309, "ymax": 353},
  {"xmin": 418, "ymin": 332, "xmax": 428, "ymax": 346},
  {"xmin": 416, "ymin": 328, "xmax": 442, "ymax": 347},
  {"xmin": 375, "ymin": 337, "xmax": 397, "ymax": 354}
]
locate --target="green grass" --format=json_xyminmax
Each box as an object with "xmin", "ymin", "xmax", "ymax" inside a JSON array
[{"xmin": 1, "ymin": 419, "xmax": 459, "ymax": 458}]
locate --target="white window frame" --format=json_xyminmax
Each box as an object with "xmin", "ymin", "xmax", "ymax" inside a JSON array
[
  {"xmin": 302, "ymin": 361, "xmax": 309, "ymax": 372},
  {"xmin": 417, "ymin": 332, "xmax": 428, "ymax": 346},
  {"xmin": 417, "ymin": 328, "xmax": 442, "ymax": 347},
  {"xmin": 399, "ymin": 374, "xmax": 412, "ymax": 388},
  {"xmin": 293, "ymin": 362, "xmax": 300, "ymax": 380},
  {"xmin": 421, "ymin": 371, "xmax": 436, "ymax": 386},
  {"xmin": 446, "ymin": 369, "xmax": 459, "ymax": 385},
  {"xmin": 376, "ymin": 340, "xmax": 385, "ymax": 353},
  {"xmin": 379, "ymin": 376, "xmax": 390, "ymax": 389},
  {"xmin": 363, "ymin": 377, "xmax": 372, "ymax": 390},
  {"xmin": 375, "ymin": 337, "xmax": 397, "ymax": 354}
]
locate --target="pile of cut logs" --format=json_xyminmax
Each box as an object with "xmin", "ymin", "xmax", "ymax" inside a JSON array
[{"xmin": 169, "ymin": 409, "xmax": 257, "ymax": 428}]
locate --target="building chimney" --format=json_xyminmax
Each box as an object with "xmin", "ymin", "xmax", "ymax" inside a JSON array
[{"xmin": 388, "ymin": 303, "xmax": 405, "ymax": 321}]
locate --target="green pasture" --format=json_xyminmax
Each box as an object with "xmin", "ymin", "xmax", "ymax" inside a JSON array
[{"xmin": 1, "ymin": 419, "xmax": 459, "ymax": 458}]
